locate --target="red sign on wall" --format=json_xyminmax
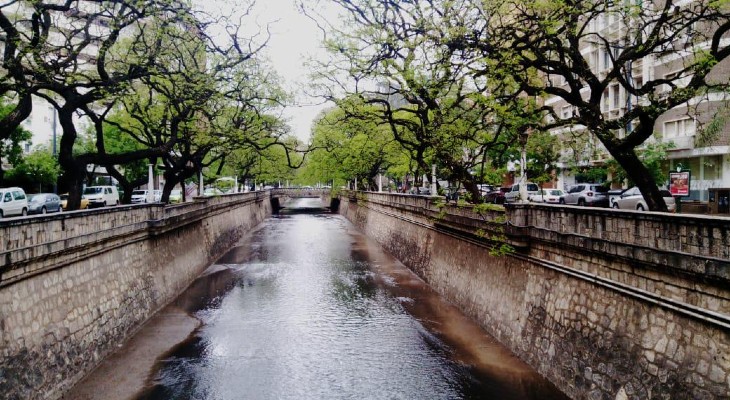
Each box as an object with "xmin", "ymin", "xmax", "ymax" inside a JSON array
[{"xmin": 669, "ymin": 171, "xmax": 690, "ymax": 197}]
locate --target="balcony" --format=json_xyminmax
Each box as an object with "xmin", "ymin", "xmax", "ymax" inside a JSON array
[{"xmin": 664, "ymin": 135, "xmax": 695, "ymax": 150}]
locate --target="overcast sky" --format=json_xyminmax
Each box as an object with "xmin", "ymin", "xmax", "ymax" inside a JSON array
[
  {"xmin": 195, "ymin": 0, "xmax": 339, "ymax": 142},
  {"xmin": 248, "ymin": 0, "xmax": 336, "ymax": 142}
]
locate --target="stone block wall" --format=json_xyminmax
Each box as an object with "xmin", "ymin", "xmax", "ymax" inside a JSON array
[
  {"xmin": 339, "ymin": 192, "xmax": 730, "ymax": 399},
  {"xmin": 0, "ymin": 192, "xmax": 271, "ymax": 400}
]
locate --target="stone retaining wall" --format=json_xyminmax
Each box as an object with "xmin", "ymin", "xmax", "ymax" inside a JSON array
[
  {"xmin": 0, "ymin": 192, "xmax": 271, "ymax": 400},
  {"xmin": 339, "ymin": 192, "xmax": 730, "ymax": 399}
]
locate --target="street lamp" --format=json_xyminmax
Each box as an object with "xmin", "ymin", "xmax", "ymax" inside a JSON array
[
  {"xmin": 147, "ymin": 164, "xmax": 155, "ymax": 202},
  {"xmin": 51, "ymin": 107, "xmax": 58, "ymax": 194}
]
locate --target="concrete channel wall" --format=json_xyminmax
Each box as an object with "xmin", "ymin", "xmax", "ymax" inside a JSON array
[
  {"xmin": 338, "ymin": 191, "xmax": 730, "ymax": 399},
  {"xmin": 0, "ymin": 192, "xmax": 271, "ymax": 400}
]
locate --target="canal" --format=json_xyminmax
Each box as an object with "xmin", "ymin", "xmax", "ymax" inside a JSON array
[{"xmin": 126, "ymin": 198, "xmax": 567, "ymax": 399}]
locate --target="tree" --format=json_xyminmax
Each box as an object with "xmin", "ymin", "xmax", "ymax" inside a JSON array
[
  {"xmin": 0, "ymin": 100, "xmax": 32, "ymax": 185},
  {"xmin": 304, "ymin": 102, "xmax": 406, "ymax": 190},
  {"xmin": 6, "ymin": 146, "xmax": 59, "ymax": 193},
  {"xmin": 1, "ymin": 0, "xmax": 209, "ymax": 209},
  {"xmin": 526, "ymin": 130, "xmax": 560, "ymax": 187},
  {"xmin": 606, "ymin": 142, "xmax": 675, "ymax": 188},
  {"xmin": 467, "ymin": 0, "xmax": 730, "ymax": 210},
  {"xmin": 307, "ymin": 0, "xmax": 535, "ymax": 202}
]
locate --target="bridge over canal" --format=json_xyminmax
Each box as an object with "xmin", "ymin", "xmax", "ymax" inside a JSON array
[{"xmin": 1, "ymin": 190, "xmax": 728, "ymax": 399}]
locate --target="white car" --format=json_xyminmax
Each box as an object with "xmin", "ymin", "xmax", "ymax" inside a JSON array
[
  {"xmin": 530, "ymin": 189, "xmax": 564, "ymax": 203},
  {"xmin": 130, "ymin": 190, "xmax": 162, "ymax": 203},
  {"xmin": 612, "ymin": 187, "xmax": 676, "ymax": 212},
  {"xmin": 83, "ymin": 186, "xmax": 120, "ymax": 208},
  {"xmin": 130, "ymin": 190, "xmax": 148, "ymax": 204},
  {"xmin": 0, "ymin": 187, "xmax": 29, "ymax": 218}
]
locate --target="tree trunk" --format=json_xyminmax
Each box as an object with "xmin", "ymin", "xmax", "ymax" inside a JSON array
[
  {"xmin": 57, "ymin": 106, "xmax": 85, "ymax": 210},
  {"xmin": 608, "ymin": 147, "xmax": 668, "ymax": 212}
]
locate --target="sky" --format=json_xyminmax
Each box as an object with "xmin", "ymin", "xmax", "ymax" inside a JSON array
[{"xmin": 243, "ymin": 0, "xmax": 339, "ymax": 142}]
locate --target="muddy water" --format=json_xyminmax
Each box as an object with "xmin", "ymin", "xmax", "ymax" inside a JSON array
[{"xmin": 135, "ymin": 198, "xmax": 567, "ymax": 400}]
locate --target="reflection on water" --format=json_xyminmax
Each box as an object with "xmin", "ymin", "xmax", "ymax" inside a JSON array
[{"xmin": 137, "ymin": 200, "xmax": 567, "ymax": 400}]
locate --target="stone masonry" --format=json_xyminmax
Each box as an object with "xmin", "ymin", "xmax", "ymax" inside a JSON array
[
  {"xmin": 0, "ymin": 192, "xmax": 271, "ymax": 400},
  {"xmin": 339, "ymin": 192, "xmax": 729, "ymax": 399}
]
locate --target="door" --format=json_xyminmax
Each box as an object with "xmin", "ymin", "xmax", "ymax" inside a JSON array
[
  {"xmin": 719, "ymin": 190, "xmax": 730, "ymax": 214},
  {"xmin": 2, "ymin": 192, "xmax": 13, "ymax": 215},
  {"xmin": 566, "ymin": 185, "xmax": 583, "ymax": 204}
]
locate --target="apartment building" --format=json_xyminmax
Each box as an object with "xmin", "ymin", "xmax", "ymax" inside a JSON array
[{"xmin": 544, "ymin": 1, "xmax": 730, "ymax": 204}]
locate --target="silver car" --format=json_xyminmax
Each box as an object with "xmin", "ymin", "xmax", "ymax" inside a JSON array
[
  {"xmin": 612, "ymin": 187, "xmax": 676, "ymax": 212},
  {"xmin": 561, "ymin": 184, "xmax": 610, "ymax": 207},
  {"xmin": 28, "ymin": 193, "xmax": 62, "ymax": 214}
]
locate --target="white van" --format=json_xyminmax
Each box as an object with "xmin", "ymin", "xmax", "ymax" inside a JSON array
[
  {"xmin": 83, "ymin": 186, "xmax": 120, "ymax": 208},
  {"xmin": 0, "ymin": 187, "xmax": 29, "ymax": 217}
]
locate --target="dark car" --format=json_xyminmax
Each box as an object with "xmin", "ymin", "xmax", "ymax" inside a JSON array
[
  {"xmin": 484, "ymin": 187, "xmax": 511, "ymax": 204},
  {"xmin": 28, "ymin": 193, "xmax": 62, "ymax": 214}
]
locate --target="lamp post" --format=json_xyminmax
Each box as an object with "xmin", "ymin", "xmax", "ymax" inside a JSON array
[
  {"xmin": 518, "ymin": 130, "xmax": 529, "ymax": 202},
  {"xmin": 51, "ymin": 107, "xmax": 57, "ymax": 194},
  {"xmin": 675, "ymin": 163, "xmax": 684, "ymax": 213},
  {"xmin": 147, "ymin": 164, "xmax": 155, "ymax": 202},
  {"xmin": 431, "ymin": 164, "xmax": 437, "ymax": 195}
]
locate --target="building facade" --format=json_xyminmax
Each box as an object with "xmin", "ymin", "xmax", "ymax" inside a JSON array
[{"xmin": 543, "ymin": 1, "xmax": 730, "ymax": 205}]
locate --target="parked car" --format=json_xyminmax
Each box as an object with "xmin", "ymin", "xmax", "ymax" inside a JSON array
[
  {"xmin": 612, "ymin": 187, "xmax": 676, "ymax": 212},
  {"xmin": 130, "ymin": 190, "xmax": 148, "ymax": 204},
  {"xmin": 484, "ymin": 187, "xmax": 511, "ymax": 204},
  {"xmin": 477, "ymin": 184, "xmax": 494, "ymax": 197},
  {"xmin": 60, "ymin": 193, "xmax": 89, "ymax": 210},
  {"xmin": 504, "ymin": 182, "xmax": 540, "ymax": 203},
  {"xmin": 560, "ymin": 184, "xmax": 609, "ymax": 207},
  {"xmin": 83, "ymin": 185, "xmax": 120, "ymax": 208},
  {"xmin": 130, "ymin": 189, "xmax": 161, "ymax": 203},
  {"xmin": 28, "ymin": 193, "xmax": 62, "ymax": 214},
  {"xmin": 169, "ymin": 189, "xmax": 183, "ymax": 204},
  {"xmin": 0, "ymin": 187, "xmax": 28, "ymax": 218},
  {"xmin": 530, "ymin": 189, "xmax": 565, "ymax": 204},
  {"xmin": 409, "ymin": 187, "xmax": 432, "ymax": 195}
]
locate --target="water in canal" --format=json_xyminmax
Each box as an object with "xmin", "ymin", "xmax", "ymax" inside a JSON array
[{"xmin": 136, "ymin": 198, "xmax": 567, "ymax": 400}]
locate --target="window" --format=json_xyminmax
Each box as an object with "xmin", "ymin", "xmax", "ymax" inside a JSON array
[
  {"xmin": 662, "ymin": 71, "xmax": 692, "ymax": 94},
  {"xmin": 602, "ymin": 48, "xmax": 611, "ymax": 71},
  {"xmin": 13, "ymin": 191, "xmax": 25, "ymax": 200},
  {"xmin": 664, "ymin": 118, "xmax": 695, "ymax": 138},
  {"xmin": 561, "ymin": 105, "xmax": 572, "ymax": 119},
  {"xmin": 612, "ymin": 85, "xmax": 621, "ymax": 109},
  {"xmin": 4, "ymin": 193, "xmax": 11, "ymax": 202}
]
